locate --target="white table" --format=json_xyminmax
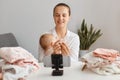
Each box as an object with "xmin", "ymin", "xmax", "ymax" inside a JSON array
[{"xmin": 27, "ymin": 62, "xmax": 120, "ymax": 80}]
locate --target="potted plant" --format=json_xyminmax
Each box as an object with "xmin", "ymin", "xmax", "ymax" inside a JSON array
[{"xmin": 78, "ymin": 19, "xmax": 103, "ymax": 57}]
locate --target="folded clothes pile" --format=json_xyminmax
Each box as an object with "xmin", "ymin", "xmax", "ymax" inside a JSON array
[
  {"xmin": 0, "ymin": 47, "xmax": 40, "ymax": 80},
  {"xmin": 81, "ymin": 48, "xmax": 120, "ymax": 75}
]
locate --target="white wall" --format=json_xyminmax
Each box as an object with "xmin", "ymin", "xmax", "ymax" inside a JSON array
[{"xmin": 0, "ymin": 0, "xmax": 120, "ymax": 59}]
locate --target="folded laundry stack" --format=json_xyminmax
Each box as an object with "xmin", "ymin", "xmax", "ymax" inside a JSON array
[
  {"xmin": 0, "ymin": 47, "xmax": 40, "ymax": 80},
  {"xmin": 81, "ymin": 48, "xmax": 120, "ymax": 75}
]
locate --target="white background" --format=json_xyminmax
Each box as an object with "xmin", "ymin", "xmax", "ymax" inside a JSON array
[{"xmin": 0, "ymin": 0, "xmax": 120, "ymax": 59}]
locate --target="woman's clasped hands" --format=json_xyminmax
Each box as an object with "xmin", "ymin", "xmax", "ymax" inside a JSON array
[{"xmin": 52, "ymin": 40, "xmax": 70, "ymax": 56}]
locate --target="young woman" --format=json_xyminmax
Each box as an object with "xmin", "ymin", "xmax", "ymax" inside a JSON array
[{"xmin": 39, "ymin": 3, "xmax": 80, "ymax": 62}]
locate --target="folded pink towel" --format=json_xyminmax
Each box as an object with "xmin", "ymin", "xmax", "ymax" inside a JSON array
[{"xmin": 93, "ymin": 48, "xmax": 120, "ymax": 62}]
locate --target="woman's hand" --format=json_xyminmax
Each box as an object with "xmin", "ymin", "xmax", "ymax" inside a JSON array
[
  {"xmin": 60, "ymin": 42, "xmax": 70, "ymax": 56},
  {"xmin": 52, "ymin": 40, "xmax": 61, "ymax": 54},
  {"xmin": 53, "ymin": 40, "xmax": 70, "ymax": 55}
]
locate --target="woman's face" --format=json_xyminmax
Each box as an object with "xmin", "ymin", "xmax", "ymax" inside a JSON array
[{"xmin": 53, "ymin": 6, "xmax": 70, "ymax": 28}]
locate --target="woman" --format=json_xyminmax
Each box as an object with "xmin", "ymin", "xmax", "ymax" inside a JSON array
[{"xmin": 39, "ymin": 3, "xmax": 80, "ymax": 62}]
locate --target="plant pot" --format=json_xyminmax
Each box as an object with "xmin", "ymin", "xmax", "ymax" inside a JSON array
[{"xmin": 79, "ymin": 50, "xmax": 88, "ymax": 58}]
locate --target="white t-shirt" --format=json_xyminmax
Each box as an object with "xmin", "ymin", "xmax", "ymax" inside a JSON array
[{"xmin": 38, "ymin": 28, "xmax": 80, "ymax": 62}]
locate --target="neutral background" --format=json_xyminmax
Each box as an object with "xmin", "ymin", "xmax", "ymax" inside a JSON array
[{"xmin": 0, "ymin": 0, "xmax": 120, "ymax": 59}]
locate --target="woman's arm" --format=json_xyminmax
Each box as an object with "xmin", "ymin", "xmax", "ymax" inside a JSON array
[
  {"xmin": 38, "ymin": 45, "xmax": 44, "ymax": 62},
  {"xmin": 69, "ymin": 35, "xmax": 80, "ymax": 62}
]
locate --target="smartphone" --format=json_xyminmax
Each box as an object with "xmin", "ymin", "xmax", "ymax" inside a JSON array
[{"xmin": 43, "ymin": 54, "xmax": 71, "ymax": 67}]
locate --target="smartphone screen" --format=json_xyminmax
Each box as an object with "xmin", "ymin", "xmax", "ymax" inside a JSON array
[{"xmin": 43, "ymin": 54, "xmax": 71, "ymax": 67}]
